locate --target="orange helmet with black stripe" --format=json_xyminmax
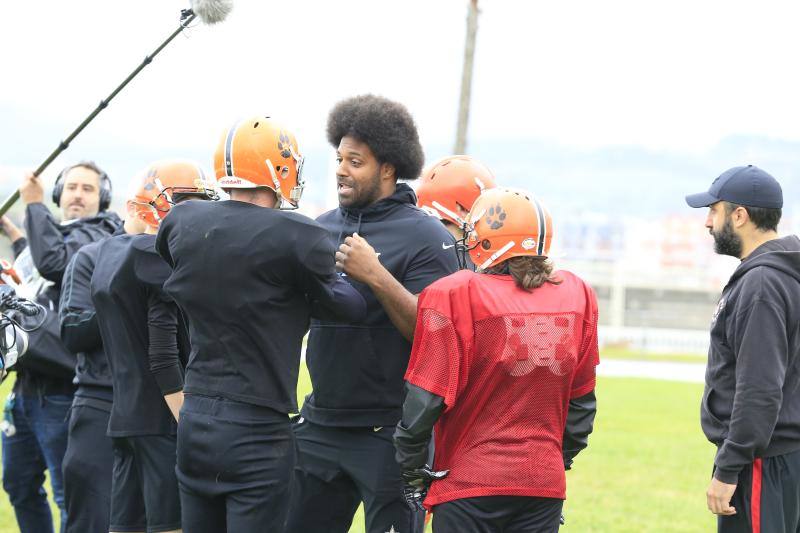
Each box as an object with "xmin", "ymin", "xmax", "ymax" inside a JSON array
[
  {"xmin": 213, "ymin": 116, "xmax": 305, "ymax": 209},
  {"xmin": 466, "ymin": 187, "xmax": 554, "ymax": 271},
  {"xmin": 417, "ymin": 155, "xmax": 496, "ymax": 227},
  {"xmin": 131, "ymin": 159, "xmax": 218, "ymax": 228}
]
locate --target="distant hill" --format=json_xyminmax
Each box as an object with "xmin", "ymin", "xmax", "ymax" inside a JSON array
[{"xmin": 1, "ymin": 102, "xmax": 798, "ymax": 219}]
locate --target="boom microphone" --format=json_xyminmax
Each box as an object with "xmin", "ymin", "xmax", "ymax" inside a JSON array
[
  {"xmin": 189, "ymin": 0, "xmax": 234, "ymax": 24},
  {"xmin": 0, "ymin": 0, "xmax": 235, "ymax": 216}
]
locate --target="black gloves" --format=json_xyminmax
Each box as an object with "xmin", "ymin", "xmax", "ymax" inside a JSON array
[{"xmin": 401, "ymin": 465, "xmax": 449, "ymax": 511}]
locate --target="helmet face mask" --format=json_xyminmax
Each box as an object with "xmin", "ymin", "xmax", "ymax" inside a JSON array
[
  {"xmin": 132, "ymin": 161, "xmax": 218, "ymax": 228},
  {"xmin": 165, "ymin": 185, "xmax": 219, "ymax": 205},
  {"xmin": 466, "ymin": 187, "xmax": 554, "ymax": 272},
  {"xmin": 289, "ymin": 150, "xmax": 305, "ymax": 205},
  {"xmin": 214, "ymin": 116, "xmax": 304, "ymax": 209}
]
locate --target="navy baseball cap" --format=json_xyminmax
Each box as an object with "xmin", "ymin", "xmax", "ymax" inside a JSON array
[{"xmin": 685, "ymin": 165, "xmax": 783, "ymax": 209}]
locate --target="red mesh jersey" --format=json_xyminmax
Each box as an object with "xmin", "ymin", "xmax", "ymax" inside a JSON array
[{"xmin": 405, "ymin": 269, "xmax": 599, "ymax": 508}]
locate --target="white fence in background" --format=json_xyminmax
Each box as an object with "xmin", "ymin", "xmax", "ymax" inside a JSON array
[{"xmin": 599, "ymin": 326, "xmax": 709, "ymax": 355}]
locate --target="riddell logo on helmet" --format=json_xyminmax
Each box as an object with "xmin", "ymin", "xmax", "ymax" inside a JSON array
[{"xmin": 220, "ymin": 178, "xmax": 243, "ymax": 185}]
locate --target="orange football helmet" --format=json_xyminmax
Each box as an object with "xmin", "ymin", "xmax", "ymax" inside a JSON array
[
  {"xmin": 132, "ymin": 159, "xmax": 218, "ymax": 228},
  {"xmin": 417, "ymin": 155, "xmax": 496, "ymax": 227},
  {"xmin": 213, "ymin": 116, "xmax": 305, "ymax": 208},
  {"xmin": 466, "ymin": 187, "xmax": 554, "ymax": 271}
]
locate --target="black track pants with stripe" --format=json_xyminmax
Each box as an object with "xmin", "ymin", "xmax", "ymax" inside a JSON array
[{"xmin": 718, "ymin": 448, "xmax": 800, "ymax": 533}]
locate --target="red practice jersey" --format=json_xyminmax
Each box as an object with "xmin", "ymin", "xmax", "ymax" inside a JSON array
[{"xmin": 405, "ymin": 269, "xmax": 599, "ymax": 508}]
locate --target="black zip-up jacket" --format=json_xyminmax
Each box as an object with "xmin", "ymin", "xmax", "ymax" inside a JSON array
[
  {"xmin": 59, "ymin": 235, "xmax": 119, "ymax": 403},
  {"xmin": 702, "ymin": 235, "xmax": 800, "ymax": 484},
  {"xmin": 301, "ymin": 184, "xmax": 459, "ymax": 427},
  {"xmin": 11, "ymin": 204, "xmax": 121, "ymax": 396}
]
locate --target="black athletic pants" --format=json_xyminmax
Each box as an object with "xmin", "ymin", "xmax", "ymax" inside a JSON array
[
  {"xmin": 62, "ymin": 396, "xmax": 113, "ymax": 533},
  {"xmin": 432, "ymin": 496, "xmax": 563, "ymax": 533},
  {"xmin": 285, "ymin": 418, "xmax": 424, "ymax": 533},
  {"xmin": 718, "ymin": 448, "xmax": 800, "ymax": 533},
  {"xmin": 110, "ymin": 434, "xmax": 181, "ymax": 532},
  {"xmin": 176, "ymin": 393, "xmax": 294, "ymax": 533}
]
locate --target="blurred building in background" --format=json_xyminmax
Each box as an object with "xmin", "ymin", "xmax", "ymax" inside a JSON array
[{"xmin": 558, "ymin": 211, "xmax": 797, "ymax": 354}]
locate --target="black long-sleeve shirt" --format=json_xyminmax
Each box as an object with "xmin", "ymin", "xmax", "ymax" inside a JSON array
[
  {"xmin": 156, "ymin": 200, "xmax": 366, "ymax": 413},
  {"xmin": 91, "ymin": 233, "xmax": 187, "ymax": 436}
]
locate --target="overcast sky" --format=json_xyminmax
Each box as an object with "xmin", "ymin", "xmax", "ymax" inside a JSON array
[{"xmin": 2, "ymin": 0, "xmax": 800, "ymax": 207}]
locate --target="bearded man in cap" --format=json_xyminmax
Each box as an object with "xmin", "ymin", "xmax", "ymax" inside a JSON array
[{"xmin": 686, "ymin": 165, "xmax": 800, "ymax": 532}]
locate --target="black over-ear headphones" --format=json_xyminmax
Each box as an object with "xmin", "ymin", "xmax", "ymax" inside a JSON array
[{"xmin": 52, "ymin": 161, "xmax": 113, "ymax": 212}]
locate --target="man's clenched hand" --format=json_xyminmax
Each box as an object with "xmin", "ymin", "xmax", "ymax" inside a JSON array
[
  {"xmin": 335, "ymin": 233, "xmax": 382, "ymax": 285},
  {"xmin": 19, "ymin": 172, "xmax": 44, "ymax": 205},
  {"xmin": 401, "ymin": 465, "xmax": 449, "ymax": 511},
  {"xmin": 706, "ymin": 476, "xmax": 737, "ymax": 516}
]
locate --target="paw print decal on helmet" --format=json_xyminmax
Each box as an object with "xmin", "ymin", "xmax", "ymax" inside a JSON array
[
  {"xmin": 143, "ymin": 167, "xmax": 159, "ymax": 191},
  {"xmin": 277, "ymin": 131, "xmax": 293, "ymax": 159},
  {"xmin": 485, "ymin": 203, "xmax": 506, "ymax": 230}
]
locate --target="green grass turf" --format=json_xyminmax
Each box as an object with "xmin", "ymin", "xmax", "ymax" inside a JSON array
[
  {"xmin": 0, "ymin": 368, "xmax": 716, "ymax": 532},
  {"xmin": 560, "ymin": 377, "xmax": 715, "ymax": 532},
  {"xmin": 297, "ymin": 369, "xmax": 718, "ymax": 532},
  {"xmin": 0, "ymin": 378, "xmax": 13, "ymax": 532}
]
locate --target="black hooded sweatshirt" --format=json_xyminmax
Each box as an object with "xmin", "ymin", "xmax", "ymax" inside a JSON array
[
  {"xmin": 702, "ymin": 235, "xmax": 800, "ymax": 484},
  {"xmin": 11, "ymin": 203, "xmax": 121, "ymax": 396},
  {"xmin": 301, "ymin": 183, "xmax": 459, "ymax": 427}
]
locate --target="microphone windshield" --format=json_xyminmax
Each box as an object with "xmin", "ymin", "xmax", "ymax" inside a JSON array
[{"xmin": 190, "ymin": 0, "xmax": 233, "ymax": 24}]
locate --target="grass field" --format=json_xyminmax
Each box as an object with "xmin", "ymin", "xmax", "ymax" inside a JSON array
[{"xmin": 0, "ymin": 364, "xmax": 717, "ymax": 532}]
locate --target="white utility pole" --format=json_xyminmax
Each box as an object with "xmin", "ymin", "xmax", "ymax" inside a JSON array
[{"xmin": 454, "ymin": 0, "xmax": 479, "ymax": 154}]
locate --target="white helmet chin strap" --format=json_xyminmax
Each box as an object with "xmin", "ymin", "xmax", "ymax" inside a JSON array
[
  {"xmin": 432, "ymin": 200, "xmax": 466, "ymax": 227},
  {"xmin": 289, "ymin": 146, "xmax": 305, "ymax": 206},
  {"xmin": 469, "ymin": 207, "xmax": 486, "ymax": 225},
  {"xmin": 265, "ymin": 158, "xmax": 283, "ymax": 207},
  {"xmin": 419, "ymin": 205, "xmax": 442, "ymax": 219},
  {"xmin": 154, "ymin": 178, "xmax": 173, "ymax": 204},
  {"xmin": 477, "ymin": 240, "xmax": 515, "ymax": 272}
]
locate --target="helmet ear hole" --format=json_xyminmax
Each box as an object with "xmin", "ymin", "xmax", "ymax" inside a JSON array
[{"xmin": 481, "ymin": 239, "xmax": 491, "ymax": 250}]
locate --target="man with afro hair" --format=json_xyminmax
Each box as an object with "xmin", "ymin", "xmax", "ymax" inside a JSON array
[{"xmin": 286, "ymin": 95, "xmax": 459, "ymax": 532}]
